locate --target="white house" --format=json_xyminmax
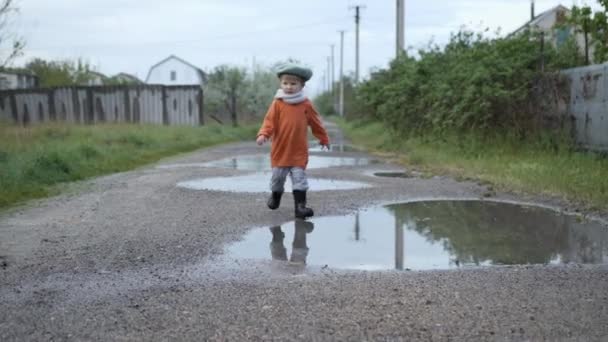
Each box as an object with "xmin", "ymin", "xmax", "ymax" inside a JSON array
[
  {"xmin": 511, "ymin": 4, "xmax": 594, "ymax": 60},
  {"xmin": 513, "ymin": 5, "xmax": 569, "ymax": 31},
  {"xmin": 0, "ymin": 71, "xmax": 38, "ymax": 90},
  {"xmin": 145, "ymin": 55, "xmax": 206, "ymax": 86}
]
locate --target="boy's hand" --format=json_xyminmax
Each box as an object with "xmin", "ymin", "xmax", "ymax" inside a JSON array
[{"xmin": 256, "ymin": 135, "xmax": 268, "ymax": 146}]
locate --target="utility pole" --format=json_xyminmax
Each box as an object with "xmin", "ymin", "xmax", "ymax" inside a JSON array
[
  {"xmin": 350, "ymin": 5, "xmax": 364, "ymax": 83},
  {"xmin": 321, "ymin": 73, "xmax": 326, "ymax": 95},
  {"xmin": 252, "ymin": 55, "xmax": 257, "ymax": 82},
  {"xmin": 531, "ymin": 0, "xmax": 535, "ymax": 20},
  {"xmin": 395, "ymin": 214, "xmax": 404, "ymax": 271},
  {"xmin": 326, "ymin": 56, "xmax": 331, "ymax": 92},
  {"xmin": 396, "ymin": 0, "xmax": 405, "ymax": 57},
  {"xmin": 583, "ymin": 11, "xmax": 590, "ymax": 65},
  {"xmin": 540, "ymin": 31, "xmax": 545, "ymax": 72},
  {"xmin": 339, "ymin": 30, "xmax": 345, "ymax": 117},
  {"xmin": 330, "ymin": 44, "xmax": 336, "ymax": 97}
]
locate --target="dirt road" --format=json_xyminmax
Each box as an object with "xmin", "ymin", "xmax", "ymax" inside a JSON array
[{"xmin": 1, "ymin": 122, "xmax": 607, "ymax": 341}]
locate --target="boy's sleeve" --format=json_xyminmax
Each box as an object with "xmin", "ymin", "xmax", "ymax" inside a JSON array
[
  {"xmin": 257, "ymin": 100, "xmax": 277, "ymax": 138},
  {"xmin": 306, "ymin": 102, "xmax": 330, "ymax": 146}
]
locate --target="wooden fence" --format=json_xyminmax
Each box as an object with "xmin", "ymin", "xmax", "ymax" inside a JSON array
[{"xmin": 0, "ymin": 85, "xmax": 204, "ymax": 126}]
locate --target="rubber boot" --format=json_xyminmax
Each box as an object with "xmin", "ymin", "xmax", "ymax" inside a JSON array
[
  {"xmin": 267, "ymin": 191, "xmax": 283, "ymax": 210},
  {"xmin": 291, "ymin": 221, "xmax": 314, "ymax": 264},
  {"xmin": 293, "ymin": 190, "xmax": 314, "ymax": 219},
  {"xmin": 269, "ymin": 226, "xmax": 287, "ymax": 261}
]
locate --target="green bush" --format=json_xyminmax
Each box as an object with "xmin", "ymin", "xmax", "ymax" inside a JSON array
[{"xmin": 354, "ymin": 28, "xmax": 581, "ymax": 139}]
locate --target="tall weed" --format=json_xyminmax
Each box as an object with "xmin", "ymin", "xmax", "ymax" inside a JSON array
[{"xmin": 0, "ymin": 122, "xmax": 257, "ymax": 208}]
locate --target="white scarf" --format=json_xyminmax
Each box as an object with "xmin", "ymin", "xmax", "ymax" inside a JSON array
[{"xmin": 274, "ymin": 89, "xmax": 307, "ymax": 104}]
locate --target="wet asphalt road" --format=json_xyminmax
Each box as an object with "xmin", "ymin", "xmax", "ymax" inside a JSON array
[{"xmin": 1, "ymin": 121, "xmax": 607, "ymax": 341}]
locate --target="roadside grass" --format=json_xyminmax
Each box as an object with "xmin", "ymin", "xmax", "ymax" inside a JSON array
[
  {"xmin": 0, "ymin": 122, "xmax": 257, "ymax": 209},
  {"xmin": 336, "ymin": 118, "xmax": 608, "ymax": 211}
]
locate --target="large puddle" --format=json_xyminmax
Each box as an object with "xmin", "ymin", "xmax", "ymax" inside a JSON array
[
  {"xmin": 160, "ymin": 154, "xmax": 376, "ymax": 171},
  {"xmin": 177, "ymin": 172, "xmax": 370, "ymax": 192},
  {"xmin": 221, "ymin": 200, "xmax": 608, "ymax": 271}
]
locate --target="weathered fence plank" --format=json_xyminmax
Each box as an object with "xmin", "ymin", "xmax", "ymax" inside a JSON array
[{"xmin": 0, "ymin": 85, "xmax": 204, "ymax": 127}]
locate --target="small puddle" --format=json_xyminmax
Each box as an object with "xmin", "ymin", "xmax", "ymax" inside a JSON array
[
  {"xmin": 177, "ymin": 172, "xmax": 371, "ymax": 192},
  {"xmin": 220, "ymin": 200, "xmax": 608, "ymax": 271},
  {"xmin": 308, "ymin": 143, "xmax": 363, "ymax": 152},
  {"xmin": 373, "ymin": 171, "xmax": 411, "ymax": 178},
  {"xmin": 160, "ymin": 154, "xmax": 377, "ymax": 171}
]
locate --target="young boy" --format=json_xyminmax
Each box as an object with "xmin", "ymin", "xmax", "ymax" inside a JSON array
[{"xmin": 256, "ymin": 64, "xmax": 330, "ymax": 219}]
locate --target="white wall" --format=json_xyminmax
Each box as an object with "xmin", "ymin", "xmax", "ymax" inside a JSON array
[
  {"xmin": 146, "ymin": 58, "xmax": 202, "ymax": 85},
  {"xmin": 86, "ymin": 76, "xmax": 105, "ymax": 86},
  {"xmin": 0, "ymin": 73, "xmax": 37, "ymax": 90}
]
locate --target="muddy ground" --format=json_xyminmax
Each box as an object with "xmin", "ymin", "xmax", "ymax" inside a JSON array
[{"xmin": 1, "ymin": 122, "xmax": 607, "ymax": 341}]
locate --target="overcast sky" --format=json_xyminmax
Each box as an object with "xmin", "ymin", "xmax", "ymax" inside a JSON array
[{"xmin": 12, "ymin": 0, "xmax": 603, "ymax": 94}]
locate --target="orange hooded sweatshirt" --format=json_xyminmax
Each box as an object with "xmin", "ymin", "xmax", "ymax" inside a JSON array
[{"xmin": 257, "ymin": 98, "xmax": 330, "ymax": 169}]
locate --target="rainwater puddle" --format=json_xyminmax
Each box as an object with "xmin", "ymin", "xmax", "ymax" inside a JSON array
[
  {"xmin": 308, "ymin": 143, "xmax": 363, "ymax": 152},
  {"xmin": 177, "ymin": 172, "xmax": 370, "ymax": 192},
  {"xmin": 373, "ymin": 171, "xmax": 411, "ymax": 178},
  {"xmin": 221, "ymin": 200, "xmax": 608, "ymax": 271},
  {"xmin": 160, "ymin": 154, "xmax": 376, "ymax": 171}
]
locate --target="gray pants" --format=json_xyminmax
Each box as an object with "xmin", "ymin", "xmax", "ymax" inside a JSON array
[{"xmin": 270, "ymin": 167, "xmax": 309, "ymax": 192}]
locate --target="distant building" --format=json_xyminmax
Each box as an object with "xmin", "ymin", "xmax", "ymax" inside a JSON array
[
  {"xmin": 512, "ymin": 5, "xmax": 570, "ymax": 35},
  {"xmin": 145, "ymin": 55, "xmax": 206, "ymax": 86},
  {"xmin": 511, "ymin": 4, "xmax": 594, "ymax": 61},
  {"xmin": 112, "ymin": 72, "xmax": 143, "ymax": 84},
  {"xmin": 0, "ymin": 70, "xmax": 39, "ymax": 90},
  {"xmin": 85, "ymin": 71, "xmax": 107, "ymax": 86}
]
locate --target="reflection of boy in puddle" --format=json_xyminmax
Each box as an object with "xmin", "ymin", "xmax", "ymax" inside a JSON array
[{"xmin": 269, "ymin": 220, "xmax": 314, "ymax": 264}]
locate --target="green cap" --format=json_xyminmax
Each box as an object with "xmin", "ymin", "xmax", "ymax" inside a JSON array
[{"xmin": 276, "ymin": 64, "xmax": 313, "ymax": 82}]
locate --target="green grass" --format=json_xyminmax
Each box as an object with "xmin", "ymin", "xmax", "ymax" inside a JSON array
[
  {"xmin": 336, "ymin": 118, "xmax": 608, "ymax": 211},
  {"xmin": 0, "ymin": 122, "xmax": 257, "ymax": 209}
]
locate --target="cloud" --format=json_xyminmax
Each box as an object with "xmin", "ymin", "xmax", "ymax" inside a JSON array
[{"xmin": 11, "ymin": 0, "xmax": 606, "ymax": 93}]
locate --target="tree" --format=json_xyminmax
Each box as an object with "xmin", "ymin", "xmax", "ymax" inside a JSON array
[
  {"xmin": 25, "ymin": 58, "xmax": 97, "ymax": 87},
  {"xmin": 204, "ymin": 60, "xmax": 303, "ymax": 126},
  {"xmin": 241, "ymin": 64, "xmax": 278, "ymax": 120},
  {"xmin": 569, "ymin": 2, "xmax": 608, "ymax": 63},
  {"xmin": 207, "ymin": 65, "xmax": 247, "ymax": 126},
  {"xmin": 0, "ymin": 0, "xmax": 24, "ymax": 66}
]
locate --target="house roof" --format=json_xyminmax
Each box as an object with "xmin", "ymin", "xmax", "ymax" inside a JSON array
[
  {"xmin": 0, "ymin": 69, "xmax": 38, "ymax": 78},
  {"xmin": 114, "ymin": 72, "xmax": 142, "ymax": 83},
  {"xmin": 87, "ymin": 71, "xmax": 107, "ymax": 79},
  {"xmin": 511, "ymin": 4, "xmax": 570, "ymax": 35},
  {"xmin": 145, "ymin": 54, "xmax": 206, "ymax": 83}
]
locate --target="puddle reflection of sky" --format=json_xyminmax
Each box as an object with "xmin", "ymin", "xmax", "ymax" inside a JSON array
[
  {"xmin": 177, "ymin": 173, "xmax": 370, "ymax": 192},
  {"xmin": 160, "ymin": 154, "xmax": 376, "ymax": 171}
]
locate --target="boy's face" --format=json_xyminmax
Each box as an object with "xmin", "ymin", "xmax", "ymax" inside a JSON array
[{"xmin": 279, "ymin": 74, "xmax": 303, "ymax": 94}]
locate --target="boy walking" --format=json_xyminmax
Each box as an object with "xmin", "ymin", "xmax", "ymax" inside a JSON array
[{"xmin": 256, "ymin": 64, "xmax": 330, "ymax": 219}]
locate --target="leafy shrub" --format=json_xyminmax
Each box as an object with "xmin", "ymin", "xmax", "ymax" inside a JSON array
[{"xmin": 352, "ymin": 28, "xmax": 581, "ymax": 139}]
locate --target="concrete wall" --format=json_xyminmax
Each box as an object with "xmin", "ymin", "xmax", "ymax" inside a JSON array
[
  {"xmin": 561, "ymin": 63, "xmax": 608, "ymax": 152},
  {"xmin": 0, "ymin": 85, "xmax": 204, "ymax": 126}
]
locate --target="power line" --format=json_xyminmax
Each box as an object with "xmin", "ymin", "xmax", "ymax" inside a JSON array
[
  {"xmin": 24, "ymin": 40, "xmax": 334, "ymax": 52},
  {"xmin": 26, "ymin": 16, "xmax": 351, "ymax": 50},
  {"xmin": 330, "ymin": 44, "xmax": 335, "ymax": 100}
]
